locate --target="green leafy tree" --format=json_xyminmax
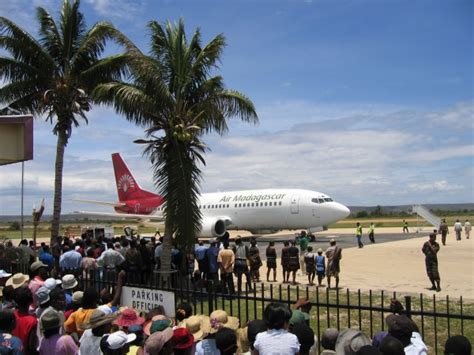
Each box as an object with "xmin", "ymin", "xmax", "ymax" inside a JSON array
[
  {"xmin": 0, "ymin": 0, "xmax": 136, "ymax": 243},
  {"xmin": 94, "ymin": 19, "xmax": 258, "ymax": 274}
]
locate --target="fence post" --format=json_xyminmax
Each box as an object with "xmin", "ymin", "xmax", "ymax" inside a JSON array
[
  {"xmin": 208, "ymin": 280, "xmax": 214, "ymax": 315},
  {"xmin": 405, "ymin": 295, "xmax": 412, "ymax": 319}
]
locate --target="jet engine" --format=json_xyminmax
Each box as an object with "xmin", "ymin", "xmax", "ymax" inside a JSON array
[{"xmin": 199, "ymin": 217, "xmax": 227, "ymax": 238}]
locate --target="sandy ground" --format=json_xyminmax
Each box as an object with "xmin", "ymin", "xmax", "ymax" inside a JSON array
[{"xmin": 257, "ymin": 228, "xmax": 474, "ymax": 300}]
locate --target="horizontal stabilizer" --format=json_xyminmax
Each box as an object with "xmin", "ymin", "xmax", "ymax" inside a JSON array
[
  {"xmin": 73, "ymin": 210, "xmax": 164, "ymax": 222},
  {"xmin": 73, "ymin": 199, "xmax": 126, "ymax": 207}
]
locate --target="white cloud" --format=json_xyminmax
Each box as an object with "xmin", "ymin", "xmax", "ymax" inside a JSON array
[
  {"xmin": 408, "ymin": 180, "xmax": 463, "ymax": 192},
  {"xmin": 84, "ymin": 0, "xmax": 146, "ymax": 20}
]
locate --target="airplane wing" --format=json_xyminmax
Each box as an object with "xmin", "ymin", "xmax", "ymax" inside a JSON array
[
  {"xmin": 73, "ymin": 199, "xmax": 126, "ymax": 207},
  {"xmin": 74, "ymin": 210, "xmax": 164, "ymax": 222}
]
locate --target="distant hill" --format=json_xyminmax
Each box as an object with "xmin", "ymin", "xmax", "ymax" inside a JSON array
[{"xmin": 0, "ymin": 203, "xmax": 473, "ymax": 222}]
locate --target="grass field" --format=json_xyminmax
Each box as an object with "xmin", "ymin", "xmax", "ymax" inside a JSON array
[{"xmin": 1, "ymin": 215, "xmax": 473, "ymax": 241}]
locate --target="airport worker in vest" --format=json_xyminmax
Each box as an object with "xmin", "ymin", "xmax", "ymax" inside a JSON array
[
  {"xmin": 355, "ymin": 222, "xmax": 363, "ymax": 248},
  {"xmin": 465, "ymin": 219, "xmax": 471, "ymax": 239},
  {"xmin": 403, "ymin": 220, "xmax": 409, "ymax": 233},
  {"xmin": 439, "ymin": 218, "xmax": 449, "ymax": 246},
  {"xmin": 454, "ymin": 219, "xmax": 463, "ymax": 240},
  {"xmin": 422, "ymin": 233, "xmax": 441, "ymax": 292},
  {"xmin": 298, "ymin": 231, "xmax": 309, "ymax": 275},
  {"xmin": 368, "ymin": 223, "xmax": 375, "ymax": 243}
]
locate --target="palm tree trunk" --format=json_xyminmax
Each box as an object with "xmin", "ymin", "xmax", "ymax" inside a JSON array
[{"xmin": 50, "ymin": 129, "xmax": 67, "ymax": 245}]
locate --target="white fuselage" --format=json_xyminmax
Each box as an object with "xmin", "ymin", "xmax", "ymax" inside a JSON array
[{"xmin": 156, "ymin": 188, "xmax": 350, "ymax": 234}]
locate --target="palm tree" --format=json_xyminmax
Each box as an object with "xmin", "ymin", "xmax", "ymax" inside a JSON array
[
  {"xmin": 0, "ymin": 0, "xmax": 136, "ymax": 243},
  {"xmin": 94, "ymin": 18, "xmax": 258, "ymax": 276}
]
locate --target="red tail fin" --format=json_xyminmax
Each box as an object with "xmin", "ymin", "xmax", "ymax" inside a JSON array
[{"xmin": 111, "ymin": 153, "xmax": 158, "ymax": 201}]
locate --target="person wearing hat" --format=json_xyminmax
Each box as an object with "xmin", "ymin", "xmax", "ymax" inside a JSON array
[
  {"xmin": 100, "ymin": 330, "xmax": 136, "ymax": 355},
  {"xmin": 37, "ymin": 288, "xmax": 67, "ymax": 351},
  {"xmin": 0, "ymin": 309, "xmax": 23, "ymax": 354},
  {"xmin": 29, "ymin": 260, "xmax": 49, "ymax": 308},
  {"xmin": 209, "ymin": 310, "xmax": 239, "ymax": 334},
  {"xmin": 43, "ymin": 277, "xmax": 62, "ymax": 291},
  {"xmin": 422, "ymin": 233, "xmax": 441, "ymax": 292},
  {"xmin": 35, "ymin": 286, "xmax": 52, "ymax": 317},
  {"xmin": 114, "ymin": 308, "xmax": 145, "ymax": 330},
  {"xmin": 335, "ymin": 328, "xmax": 371, "ymax": 355},
  {"xmin": 62, "ymin": 274, "xmax": 79, "ymax": 306},
  {"xmin": 171, "ymin": 327, "xmax": 194, "ymax": 354},
  {"xmin": 143, "ymin": 315, "xmax": 173, "ymax": 337},
  {"xmin": 179, "ymin": 315, "xmax": 210, "ymax": 343},
  {"xmin": 39, "ymin": 309, "xmax": 78, "ymax": 355},
  {"xmin": 315, "ymin": 248, "xmax": 326, "ymax": 286},
  {"xmin": 5, "ymin": 273, "xmax": 29, "ymax": 290},
  {"xmin": 144, "ymin": 327, "xmax": 174, "ymax": 354},
  {"xmin": 325, "ymin": 239, "xmax": 342, "ymax": 289},
  {"xmin": 79, "ymin": 309, "xmax": 118, "ymax": 355}
]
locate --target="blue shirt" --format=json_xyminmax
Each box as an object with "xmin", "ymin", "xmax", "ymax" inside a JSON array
[
  {"xmin": 59, "ymin": 250, "xmax": 82, "ymax": 270},
  {"xmin": 39, "ymin": 252, "xmax": 54, "ymax": 268},
  {"xmin": 154, "ymin": 244, "xmax": 163, "ymax": 258},
  {"xmin": 207, "ymin": 247, "xmax": 219, "ymax": 273},
  {"xmin": 0, "ymin": 333, "xmax": 24, "ymax": 355},
  {"xmin": 194, "ymin": 245, "xmax": 208, "ymax": 261}
]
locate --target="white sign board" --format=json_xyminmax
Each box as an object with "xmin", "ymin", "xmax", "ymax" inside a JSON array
[{"xmin": 121, "ymin": 286, "xmax": 175, "ymax": 317}]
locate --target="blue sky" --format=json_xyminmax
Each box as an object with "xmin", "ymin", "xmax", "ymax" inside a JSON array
[{"xmin": 0, "ymin": 0, "xmax": 473, "ymax": 215}]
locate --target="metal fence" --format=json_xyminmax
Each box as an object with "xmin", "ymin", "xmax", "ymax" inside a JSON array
[{"xmin": 5, "ymin": 263, "xmax": 473, "ymax": 354}]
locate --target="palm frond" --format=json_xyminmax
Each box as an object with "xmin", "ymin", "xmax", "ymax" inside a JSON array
[
  {"xmin": 60, "ymin": 0, "xmax": 86, "ymax": 64},
  {"xmin": 37, "ymin": 7, "xmax": 63, "ymax": 64}
]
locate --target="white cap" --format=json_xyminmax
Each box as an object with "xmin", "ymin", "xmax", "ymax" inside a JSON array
[
  {"xmin": 106, "ymin": 331, "xmax": 136, "ymax": 349},
  {"xmin": 0, "ymin": 270, "xmax": 12, "ymax": 278},
  {"xmin": 44, "ymin": 278, "xmax": 62, "ymax": 291}
]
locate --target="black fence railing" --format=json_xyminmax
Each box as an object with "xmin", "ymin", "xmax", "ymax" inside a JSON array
[{"xmin": 5, "ymin": 263, "xmax": 473, "ymax": 354}]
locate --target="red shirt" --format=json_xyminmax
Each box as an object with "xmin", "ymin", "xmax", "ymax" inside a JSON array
[{"xmin": 12, "ymin": 309, "xmax": 37, "ymax": 352}]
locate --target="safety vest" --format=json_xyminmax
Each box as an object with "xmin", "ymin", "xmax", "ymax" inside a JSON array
[{"xmin": 356, "ymin": 225, "xmax": 363, "ymax": 236}]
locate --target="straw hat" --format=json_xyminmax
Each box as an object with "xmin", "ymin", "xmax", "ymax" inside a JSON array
[
  {"xmin": 209, "ymin": 310, "xmax": 239, "ymax": 333},
  {"xmin": 5, "ymin": 273, "xmax": 29, "ymax": 289},
  {"xmin": 80, "ymin": 310, "xmax": 118, "ymax": 330},
  {"xmin": 178, "ymin": 315, "xmax": 210, "ymax": 342},
  {"xmin": 145, "ymin": 328, "xmax": 173, "ymax": 354},
  {"xmin": 114, "ymin": 308, "xmax": 145, "ymax": 328},
  {"xmin": 61, "ymin": 274, "xmax": 78, "ymax": 290},
  {"xmin": 335, "ymin": 329, "xmax": 371, "ymax": 355},
  {"xmin": 30, "ymin": 261, "xmax": 48, "ymax": 272}
]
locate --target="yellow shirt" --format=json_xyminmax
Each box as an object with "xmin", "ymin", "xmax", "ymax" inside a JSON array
[
  {"xmin": 218, "ymin": 249, "xmax": 235, "ymax": 273},
  {"xmin": 64, "ymin": 308, "xmax": 96, "ymax": 336}
]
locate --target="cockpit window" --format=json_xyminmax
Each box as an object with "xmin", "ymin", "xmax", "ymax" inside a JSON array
[
  {"xmin": 318, "ymin": 198, "xmax": 324, "ymax": 203},
  {"xmin": 311, "ymin": 198, "xmax": 320, "ymax": 204},
  {"xmin": 324, "ymin": 198, "xmax": 333, "ymax": 202}
]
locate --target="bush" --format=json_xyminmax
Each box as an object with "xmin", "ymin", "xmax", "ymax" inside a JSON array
[
  {"xmin": 8, "ymin": 221, "xmax": 20, "ymax": 231},
  {"xmin": 356, "ymin": 211, "xmax": 369, "ymax": 218}
]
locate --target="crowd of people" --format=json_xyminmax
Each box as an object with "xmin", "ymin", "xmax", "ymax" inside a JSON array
[{"xmin": 0, "ymin": 258, "xmax": 471, "ymax": 355}]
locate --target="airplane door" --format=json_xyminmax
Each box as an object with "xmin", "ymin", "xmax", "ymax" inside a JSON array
[{"xmin": 290, "ymin": 195, "xmax": 299, "ymax": 214}]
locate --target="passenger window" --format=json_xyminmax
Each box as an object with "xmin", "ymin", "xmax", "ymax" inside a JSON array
[{"xmin": 279, "ymin": 201, "xmax": 282, "ymax": 206}]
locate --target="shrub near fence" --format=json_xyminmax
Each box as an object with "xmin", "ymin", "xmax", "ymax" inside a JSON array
[{"xmin": 5, "ymin": 263, "xmax": 473, "ymax": 355}]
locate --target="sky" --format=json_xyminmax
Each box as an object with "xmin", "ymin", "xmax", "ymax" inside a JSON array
[{"xmin": 0, "ymin": 0, "xmax": 473, "ymax": 215}]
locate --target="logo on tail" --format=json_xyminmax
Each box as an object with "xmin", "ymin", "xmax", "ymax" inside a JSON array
[{"xmin": 117, "ymin": 174, "xmax": 135, "ymax": 193}]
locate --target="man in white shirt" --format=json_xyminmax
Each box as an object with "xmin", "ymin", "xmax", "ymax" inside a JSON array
[
  {"xmin": 454, "ymin": 219, "xmax": 463, "ymax": 240},
  {"xmin": 464, "ymin": 219, "xmax": 471, "ymax": 239}
]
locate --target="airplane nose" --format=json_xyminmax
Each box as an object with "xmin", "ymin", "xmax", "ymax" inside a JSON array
[{"xmin": 335, "ymin": 203, "xmax": 350, "ymax": 219}]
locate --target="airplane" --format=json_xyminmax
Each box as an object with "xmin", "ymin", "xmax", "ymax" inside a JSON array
[{"xmin": 75, "ymin": 153, "xmax": 351, "ymax": 238}]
